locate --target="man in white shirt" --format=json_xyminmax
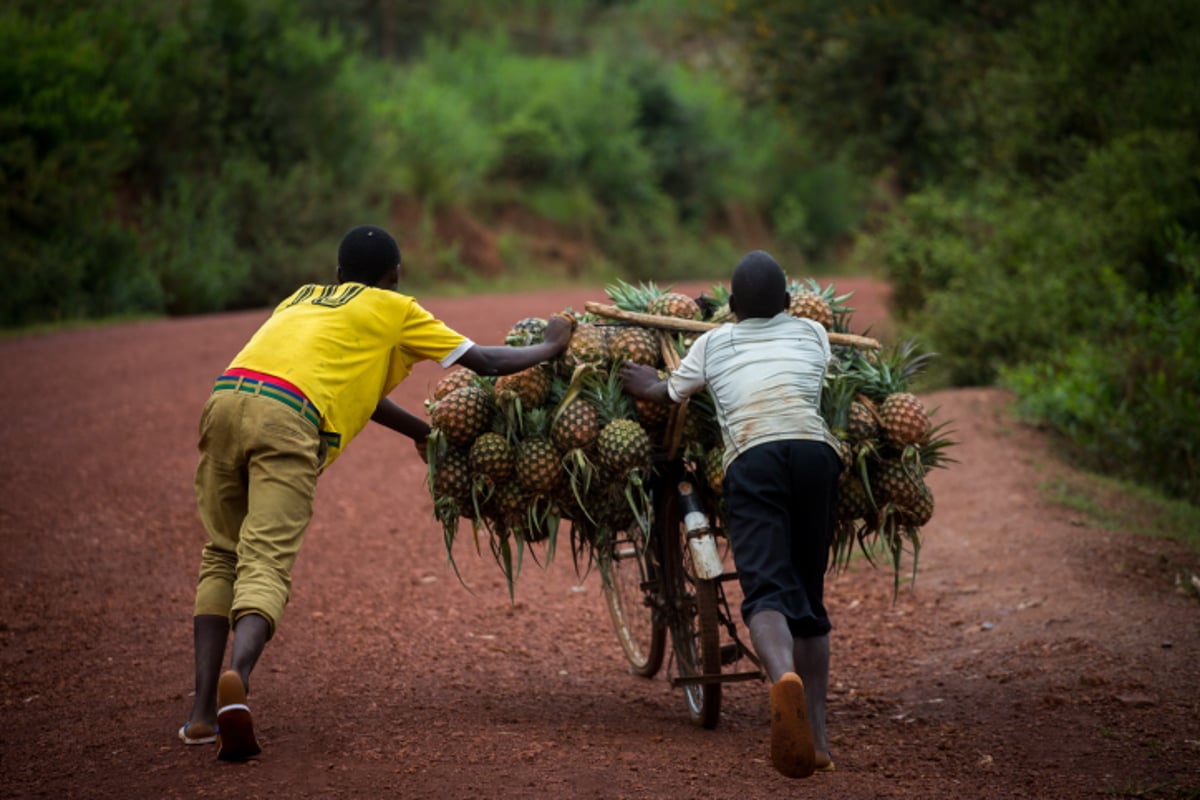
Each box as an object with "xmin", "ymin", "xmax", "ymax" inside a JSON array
[{"xmin": 621, "ymin": 251, "xmax": 841, "ymax": 779}]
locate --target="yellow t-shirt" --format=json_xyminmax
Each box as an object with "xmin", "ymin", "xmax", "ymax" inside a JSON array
[{"xmin": 229, "ymin": 283, "xmax": 471, "ymax": 468}]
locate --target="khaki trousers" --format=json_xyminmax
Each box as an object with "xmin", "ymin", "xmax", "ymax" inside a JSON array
[{"xmin": 193, "ymin": 389, "xmax": 323, "ymax": 635}]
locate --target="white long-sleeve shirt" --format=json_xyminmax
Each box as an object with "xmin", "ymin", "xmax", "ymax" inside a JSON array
[{"xmin": 667, "ymin": 313, "xmax": 841, "ymax": 471}]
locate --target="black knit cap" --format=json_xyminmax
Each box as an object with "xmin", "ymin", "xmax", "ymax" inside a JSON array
[{"xmin": 337, "ymin": 225, "xmax": 401, "ymax": 284}]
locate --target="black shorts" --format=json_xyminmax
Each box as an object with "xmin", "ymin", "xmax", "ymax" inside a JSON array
[{"xmin": 723, "ymin": 439, "xmax": 840, "ymax": 638}]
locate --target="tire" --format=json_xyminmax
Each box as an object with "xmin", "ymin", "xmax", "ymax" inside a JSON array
[
  {"xmin": 659, "ymin": 490, "xmax": 723, "ymax": 729},
  {"xmin": 600, "ymin": 519, "xmax": 666, "ymax": 678}
]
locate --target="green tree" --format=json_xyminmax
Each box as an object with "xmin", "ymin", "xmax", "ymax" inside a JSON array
[{"xmin": 0, "ymin": 9, "xmax": 150, "ymax": 326}]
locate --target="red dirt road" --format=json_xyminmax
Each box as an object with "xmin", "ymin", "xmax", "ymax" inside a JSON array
[{"xmin": 1, "ymin": 281, "xmax": 1198, "ymax": 799}]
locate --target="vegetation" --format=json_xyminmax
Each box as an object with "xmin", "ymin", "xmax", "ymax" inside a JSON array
[
  {"xmin": 3, "ymin": 0, "xmax": 855, "ymax": 328},
  {"xmin": 720, "ymin": 0, "xmax": 1200, "ymax": 505},
  {"xmin": 5, "ymin": 0, "xmax": 1197, "ymax": 504}
]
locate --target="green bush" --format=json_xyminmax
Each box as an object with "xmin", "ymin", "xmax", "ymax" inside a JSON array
[
  {"xmin": 365, "ymin": 59, "xmax": 499, "ymax": 210},
  {"xmin": 885, "ymin": 127, "xmax": 1200, "ymax": 384},
  {"xmin": 883, "ymin": 186, "xmax": 1108, "ymax": 385},
  {"xmin": 1058, "ymin": 130, "xmax": 1200, "ymax": 294},
  {"xmin": 139, "ymin": 175, "xmax": 248, "ymax": 316},
  {"xmin": 719, "ymin": 0, "xmax": 1004, "ymax": 190},
  {"xmin": 1004, "ymin": 236, "xmax": 1200, "ymax": 503},
  {"xmin": 2, "ymin": 1, "xmax": 382, "ymax": 324},
  {"xmin": 0, "ymin": 10, "xmax": 143, "ymax": 326},
  {"xmin": 770, "ymin": 154, "xmax": 867, "ymax": 263},
  {"xmin": 145, "ymin": 156, "xmax": 372, "ymax": 311},
  {"xmin": 976, "ymin": 0, "xmax": 1200, "ymax": 181}
]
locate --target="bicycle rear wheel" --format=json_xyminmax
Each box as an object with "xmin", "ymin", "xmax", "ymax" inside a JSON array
[
  {"xmin": 600, "ymin": 521, "xmax": 666, "ymax": 678},
  {"xmin": 659, "ymin": 490, "xmax": 723, "ymax": 729}
]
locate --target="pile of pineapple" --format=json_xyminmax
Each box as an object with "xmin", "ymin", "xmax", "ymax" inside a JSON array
[{"xmin": 423, "ymin": 278, "xmax": 953, "ymax": 594}]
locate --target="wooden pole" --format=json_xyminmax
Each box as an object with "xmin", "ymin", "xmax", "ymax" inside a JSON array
[{"xmin": 584, "ymin": 302, "xmax": 881, "ymax": 350}]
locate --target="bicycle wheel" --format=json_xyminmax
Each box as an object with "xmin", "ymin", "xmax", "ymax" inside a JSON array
[
  {"xmin": 658, "ymin": 490, "xmax": 723, "ymax": 729},
  {"xmin": 600, "ymin": 520, "xmax": 666, "ymax": 678}
]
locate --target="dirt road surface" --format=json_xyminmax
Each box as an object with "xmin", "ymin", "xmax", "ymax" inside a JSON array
[{"xmin": 2, "ymin": 281, "xmax": 1197, "ymax": 799}]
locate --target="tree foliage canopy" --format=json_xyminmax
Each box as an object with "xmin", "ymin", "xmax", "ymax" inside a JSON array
[{"xmin": 722, "ymin": 0, "xmax": 1200, "ymax": 502}]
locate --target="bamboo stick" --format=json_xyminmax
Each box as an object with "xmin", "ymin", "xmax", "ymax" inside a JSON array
[
  {"xmin": 584, "ymin": 301, "xmax": 881, "ymax": 350},
  {"xmin": 658, "ymin": 330, "xmax": 686, "ymax": 460}
]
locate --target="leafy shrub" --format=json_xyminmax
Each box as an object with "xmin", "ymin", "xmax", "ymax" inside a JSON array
[
  {"xmin": 1058, "ymin": 130, "xmax": 1200, "ymax": 294},
  {"xmin": 364, "ymin": 56, "xmax": 499, "ymax": 210},
  {"xmin": 139, "ymin": 175, "xmax": 249, "ymax": 316},
  {"xmin": 719, "ymin": 0, "xmax": 1003, "ymax": 190},
  {"xmin": 976, "ymin": 0, "xmax": 1200, "ymax": 181},
  {"xmin": 885, "ymin": 127, "xmax": 1200, "ymax": 385},
  {"xmin": 0, "ymin": 10, "xmax": 143, "ymax": 326},
  {"xmin": 770, "ymin": 154, "xmax": 867, "ymax": 263},
  {"xmin": 1004, "ymin": 235, "xmax": 1200, "ymax": 503}
]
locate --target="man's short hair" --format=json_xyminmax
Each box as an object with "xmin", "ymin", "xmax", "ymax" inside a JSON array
[
  {"xmin": 731, "ymin": 250, "xmax": 788, "ymax": 318},
  {"xmin": 338, "ymin": 225, "xmax": 401, "ymax": 284}
]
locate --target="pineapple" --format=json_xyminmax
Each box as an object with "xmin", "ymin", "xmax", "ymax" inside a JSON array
[
  {"xmin": 634, "ymin": 392, "xmax": 671, "ymax": 432},
  {"xmin": 469, "ymin": 431, "xmax": 516, "ymax": 489},
  {"xmin": 495, "ymin": 364, "xmax": 551, "ymax": 411},
  {"xmin": 433, "ymin": 367, "xmax": 477, "ymax": 400},
  {"xmin": 896, "ymin": 482, "xmax": 934, "ymax": 527},
  {"xmin": 836, "ymin": 474, "xmax": 875, "ymax": 524},
  {"xmin": 848, "ymin": 396, "xmax": 881, "ymax": 443},
  {"xmin": 516, "ymin": 407, "xmax": 562, "ymax": 496},
  {"xmin": 432, "ymin": 445, "xmax": 473, "ymax": 502},
  {"xmin": 592, "ymin": 481, "xmax": 637, "ymax": 534},
  {"xmin": 506, "ymin": 317, "xmax": 547, "ymax": 346},
  {"xmin": 567, "ymin": 321, "xmax": 610, "ymax": 368},
  {"xmin": 648, "ymin": 291, "xmax": 701, "ymax": 321},
  {"xmin": 873, "ymin": 459, "xmax": 932, "ymax": 526},
  {"xmin": 605, "ymin": 278, "xmax": 658, "ymax": 313},
  {"xmin": 848, "ymin": 340, "xmax": 934, "ymax": 446},
  {"xmin": 606, "ymin": 324, "xmax": 660, "ymax": 367},
  {"xmin": 589, "ymin": 369, "xmax": 652, "ymax": 478},
  {"xmin": 700, "ymin": 282, "xmax": 736, "ymax": 324},
  {"xmin": 709, "ymin": 303, "xmax": 736, "ymax": 325},
  {"xmin": 609, "ymin": 276, "xmax": 702, "ymax": 320},
  {"xmin": 519, "ymin": 496, "xmax": 559, "ymax": 543},
  {"xmin": 880, "ymin": 392, "xmax": 931, "ymax": 446},
  {"xmin": 787, "ymin": 278, "xmax": 856, "ymax": 332},
  {"xmin": 551, "ymin": 393, "xmax": 601, "ymax": 453},
  {"xmin": 430, "ymin": 385, "xmax": 494, "ymax": 447},
  {"xmin": 486, "ymin": 480, "xmax": 527, "ymax": 529},
  {"xmin": 427, "ymin": 441, "xmax": 478, "ymax": 576},
  {"xmin": 548, "ymin": 370, "xmax": 602, "ymax": 526},
  {"xmin": 788, "ymin": 291, "xmax": 833, "ymax": 329},
  {"xmin": 704, "ymin": 445, "xmax": 725, "ymax": 496}
]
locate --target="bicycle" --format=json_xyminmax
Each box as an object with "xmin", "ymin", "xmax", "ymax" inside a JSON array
[
  {"xmin": 600, "ymin": 448, "xmax": 765, "ymax": 729},
  {"xmin": 594, "ymin": 320, "xmax": 764, "ymax": 729},
  {"xmin": 586, "ymin": 303, "xmax": 881, "ymax": 729}
]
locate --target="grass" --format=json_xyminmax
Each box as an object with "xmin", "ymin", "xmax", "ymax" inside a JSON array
[{"xmin": 1039, "ymin": 471, "xmax": 1200, "ymax": 554}]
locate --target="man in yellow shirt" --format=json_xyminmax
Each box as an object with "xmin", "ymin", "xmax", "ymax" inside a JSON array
[{"xmin": 178, "ymin": 224, "xmax": 573, "ymax": 761}]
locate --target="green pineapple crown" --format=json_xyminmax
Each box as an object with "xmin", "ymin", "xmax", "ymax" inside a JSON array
[
  {"xmin": 522, "ymin": 405, "xmax": 552, "ymax": 440},
  {"xmin": 585, "ymin": 366, "xmax": 637, "ymax": 425},
  {"xmin": 605, "ymin": 279, "xmax": 671, "ymax": 312},
  {"xmin": 821, "ymin": 368, "xmax": 861, "ymax": 436},
  {"xmin": 707, "ymin": 282, "xmax": 731, "ymax": 304},
  {"xmin": 842, "ymin": 339, "xmax": 935, "ymax": 401}
]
